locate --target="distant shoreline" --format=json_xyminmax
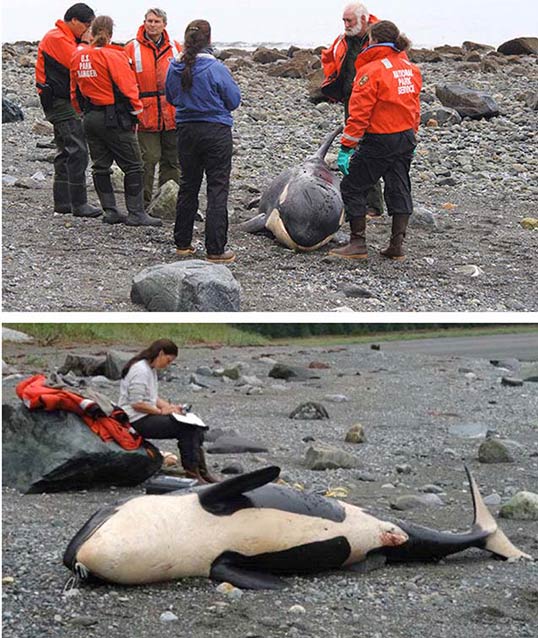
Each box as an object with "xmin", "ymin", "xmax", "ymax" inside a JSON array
[{"xmin": 2, "ymin": 39, "xmax": 504, "ymax": 50}]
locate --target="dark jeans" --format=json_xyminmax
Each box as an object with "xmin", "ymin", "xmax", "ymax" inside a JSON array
[
  {"xmin": 53, "ymin": 117, "xmax": 89, "ymax": 193},
  {"xmin": 132, "ymin": 414, "xmax": 205, "ymax": 468},
  {"xmin": 82, "ymin": 110, "xmax": 143, "ymax": 178},
  {"xmin": 174, "ymin": 122, "xmax": 233, "ymax": 254},
  {"xmin": 340, "ymin": 129, "xmax": 416, "ymax": 220}
]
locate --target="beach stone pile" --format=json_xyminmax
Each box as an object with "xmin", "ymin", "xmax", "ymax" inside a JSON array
[{"xmin": 1, "ymin": 37, "xmax": 537, "ymax": 312}]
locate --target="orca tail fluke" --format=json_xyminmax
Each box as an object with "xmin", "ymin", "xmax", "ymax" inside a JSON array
[
  {"xmin": 381, "ymin": 466, "xmax": 532, "ymax": 563},
  {"xmin": 466, "ymin": 465, "xmax": 532, "ymax": 560}
]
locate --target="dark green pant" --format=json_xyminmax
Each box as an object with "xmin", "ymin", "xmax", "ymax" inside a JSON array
[
  {"xmin": 344, "ymin": 98, "xmax": 384, "ymax": 215},
  {"xmin": 82, "ymin": 110, "xmax": 143, "ymax": 178},
  {"xmin": 52, "ymin": 117, "xmax": 89, "ymax": 208},
  {"xmin": 138, "ymin": 129, "xmax": 180, "ymax": 206}
]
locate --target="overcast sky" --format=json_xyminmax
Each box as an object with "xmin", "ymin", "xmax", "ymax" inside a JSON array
[{"xmin": 1, "ymin": 0, "xmax": 536, "ymax": 47}]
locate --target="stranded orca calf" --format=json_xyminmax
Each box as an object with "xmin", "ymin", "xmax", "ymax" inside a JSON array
[
  {"xmin": 64, "ymin": 466, "xmax": 531, "ymax": 590},
  {"xmin": 240, "ymin": 126, "xmax": 345, "ymax": 251}
]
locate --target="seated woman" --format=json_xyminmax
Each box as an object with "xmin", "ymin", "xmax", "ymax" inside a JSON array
[{"xmin": 118, "ymin": 338, "xmax": 218, "ymax": 483}]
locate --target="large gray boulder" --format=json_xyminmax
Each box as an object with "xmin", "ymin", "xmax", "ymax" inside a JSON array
[
  {"xmin": 147, "ymin": 179, "xmax": 179, "ymax": 221},
  {"xmin": 252, "ymin": 47, "xmax": 287, "ymax": 64},
  {"xmin": 105, "ymin": 350, "xmax": 133, "ymax": 380},
  {"xmin": 58, "ymin": 353, "xmax": 106, "ymax": 377},
  {"xmin": 499, "ymin": 491, "xmax": 538, "ymax": 520},
  {"xmin": 2, "ymin": 403, "xmax": 162, "ymax": 493},
  {"xmin": 2, "ymin": 97, "xmax": 24, "ymax": 123},
  {"xmin": 268, "ymin": 363, "xmax": 321, "ymax": 381},
  {"xmin": 497, "ymin": 37, "xmax": 538, "ymax": 55},
  {"xmin": 206, "ymin": 435, "xmax": 268, "ymax": 454},
  {"xmin": 131, "ymin": 260, "xmax": 241, "ymax": 312},
  {"xmin": 2, "ymin": 327, "xmax": 34, "ymax": 343},
  {"xmin": 435, "ymin": 84, "xmax": 500, "ymax": 120},
  {"xmin": 304, "ymin": 443, "xmax": 359, "ymax": 470},
  {"xmin": 420, "ymin": 106, "xmax": 462, "ymax": 126}
]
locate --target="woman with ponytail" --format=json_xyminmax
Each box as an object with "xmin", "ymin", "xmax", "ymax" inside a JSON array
[
  {"xmin": 70, "ymin": 16, "xmax": 162, "ymax": 227},
  {"xmin": 165, "ymin": 20, "xmax": 241, "ymax": 263},
  {"xmin": 118, "ymin": 339, "xmax": 218, "ymax": 483},
  {"xmin": 330, "ymin": 20, "xmax": 422, "ymax": 262}
]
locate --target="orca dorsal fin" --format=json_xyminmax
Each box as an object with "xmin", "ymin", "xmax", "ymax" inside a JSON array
[{"xmin": 199, "ymin": 466, "xmax": 281, "ymax": 512}]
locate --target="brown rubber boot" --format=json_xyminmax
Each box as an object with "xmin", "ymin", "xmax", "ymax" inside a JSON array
[
  {"xmin": 329, "ymin": 217, "xmax": 368, "ymax": 260},
  {"xmin": 380, "ymin": 214, "xmax": 410, "ymax": 260},
  {"xmin": 198, "ymin": 448, "xmax": 220, "ymax": 483},
  {"xmin": 183, "ymin": 465, "xmax": 210, "ymax": 484}
]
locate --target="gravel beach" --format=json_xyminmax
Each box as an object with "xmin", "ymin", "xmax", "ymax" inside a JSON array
[
  {"xmin": 2, "ymin": 42, "xmax": 537, "ymax": 312},
  {"xmin": 2, "ymin": 335, "xmax": 537, "ymax": 638}
]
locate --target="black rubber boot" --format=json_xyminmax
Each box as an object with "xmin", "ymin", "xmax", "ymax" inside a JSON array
[
  {"xmin": 93, "ymin": 174, "xmax": 126, "ymax": 224},
  {"xmin": 70, "ymin": 182, "xmax": 102, "ymax": 218},
  {"xmin": 329, "ymin": 217, "xmax": 368, "ymax": 259},
  {"xmin": 53, "ymin": 180, "xmax": 72, "ymax": 214},
  {"xmin": 124, "ymin": 172, "xmax": 162, "ymax": 227},
  {"xmin": 380, "ymin": 214, "xmax": 410, "ymax": 260}
]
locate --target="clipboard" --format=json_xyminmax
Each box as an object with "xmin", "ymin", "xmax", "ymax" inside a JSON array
[{"xmin": 171, "ymin": 411, "xmax": 207, "ymax": 428}]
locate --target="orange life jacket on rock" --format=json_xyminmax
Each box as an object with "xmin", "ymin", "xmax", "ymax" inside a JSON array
[
  {"xmin": 16, "ymin": 375, "xmax": 144, "ymax": 450},
  {"xmin": 320, "ymin": 14, "xmax": 379, "ymax": 101},
  {"xmin": 124, "ymin": 25, "xmax": 181, "ymax": 132},
  {"xmin": 341, "ymin": 44, "xmax": 422, "ymax": 147},
  {"xmin": 70, "ymin": 43, "xmax": 143, "ymax": 115}
]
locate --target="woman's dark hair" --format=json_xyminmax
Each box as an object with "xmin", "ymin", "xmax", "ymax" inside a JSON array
[
  {"xmin": 91, "ymin": 15, "xmax": 114, "ymax": 47},
  {"xmin": 368, "ymin": 20, "xmax": 412, "ymax": 52},
  {"xmin": 122, "ymin": 339, "xmax": 179, "ymax": 377},
  {"xmin": 181, "ymin": 19, "xmax": 211, "ymax": 91}
]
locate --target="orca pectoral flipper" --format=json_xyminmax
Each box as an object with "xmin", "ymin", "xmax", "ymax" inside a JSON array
[
  {"xmin": 199, "ymin": 466, "xmax": 281, "ymax": 514},
  {"xmin": 238, "ymin": 212, "xmax": 267, "ymax": 234},
  {"xmin": 210, "ymin": 553, "xmax": 286, "ymax": 590}
]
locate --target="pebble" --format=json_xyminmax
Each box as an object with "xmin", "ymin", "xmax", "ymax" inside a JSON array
[{"xmin": 160, "ymin": 611, "xmax": 179, "ymax": 623}]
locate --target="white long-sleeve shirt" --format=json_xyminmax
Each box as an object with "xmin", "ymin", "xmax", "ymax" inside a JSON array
[{"xmin": 118, "ymin": 360, "xmax": 158, "ymax": 422}]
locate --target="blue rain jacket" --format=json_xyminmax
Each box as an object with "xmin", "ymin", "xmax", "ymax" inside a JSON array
[{"xmin": 165, "ymin": 52, "xmax": 241, "ymax": 127}]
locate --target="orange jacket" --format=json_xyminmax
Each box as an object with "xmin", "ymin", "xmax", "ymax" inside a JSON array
[
  {"xmin": 16, "ymin": 375, "xmax": 144, "ymax": 450},
  {"xmin": 70, "ymin": 43, "xmax": 143, "ymax": 114},
  {"xmin": 124, "ymin": 26, "xmax": 181, "ymax": 132},
  {"xmin": 341, "ymin": 44, "xmax": 422, "ymax": 147},
  {"xmin": 36, "ymin": 20, "xmax": 78, "ymax": 100},
  {"xmin": 321, "ymin": 14, "xmax": 379, "ymax": 99}
]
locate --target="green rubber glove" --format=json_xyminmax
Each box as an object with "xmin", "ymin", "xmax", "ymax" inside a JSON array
[{"xmin": 337, "ymin": 146, "xmax": 354, "ymax": 176}]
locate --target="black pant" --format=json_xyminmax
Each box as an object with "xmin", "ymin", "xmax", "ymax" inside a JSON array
[
  {"xmin": 82, "ymin": 110, "xmax": 144, "ymax": 178},
  {"xmin": 132, "ymin": 415, "xmax": 205, "ymax": 468},
  {"xmin": 340, "ymin": 129, "xmax": 416, "ymax": 220},
  {"xmin": 174, "ymin": 122, "xmax": 233, "ymax": 254},
  {"xmin": 53, "ymin": 117, "xmax": 89, "ymax": 195}
]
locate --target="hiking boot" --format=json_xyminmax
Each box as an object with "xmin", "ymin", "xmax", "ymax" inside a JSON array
[
  {"xmin": 329, "ymin": 217, "xmax": 368, "ymax": 259},
  {"xmin": 380, "ymin": 214, "xmax": 410, "ymax": 260},
  {"xmin": 176, "ymin": 245, "xmax": 196, "ymax": 257},
  {"xmin": 206, "ymin": 249, "xmax": 236, "ymax": 264}
]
